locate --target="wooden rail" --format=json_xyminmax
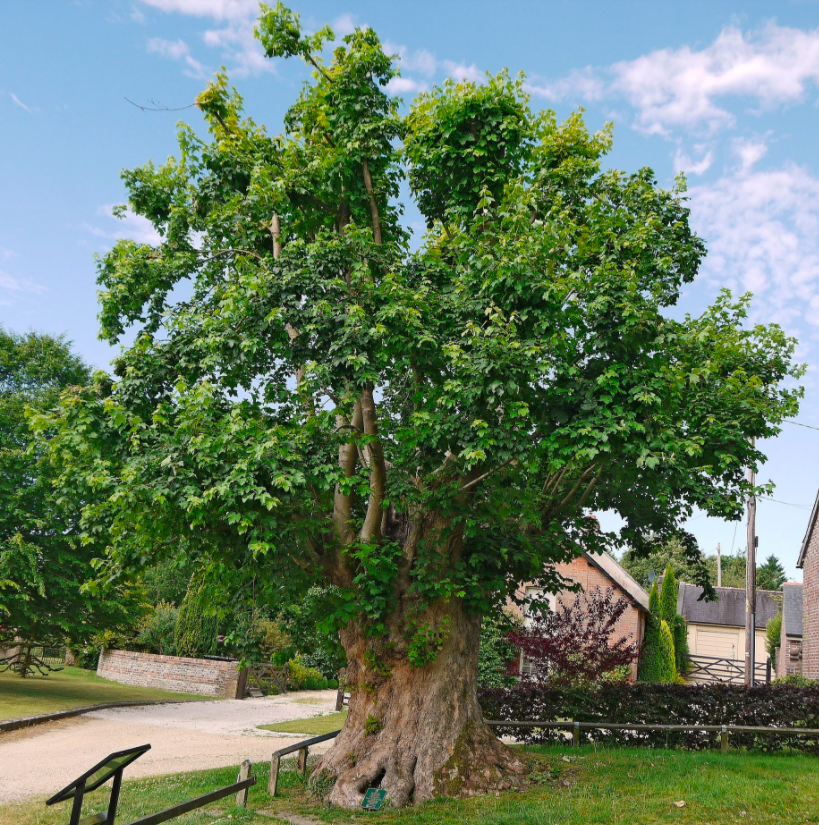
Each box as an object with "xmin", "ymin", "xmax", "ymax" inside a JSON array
[
  {"xmin": 124, "ymin": 773, "xmax": 255, "ymax": 825},
  {"xmin": 485, "ymin": 719, "xmax": 819, "ymax": 751},
  {"xmin": 269, "ymin": 730, "xmax": 341, "ymax": 796}
]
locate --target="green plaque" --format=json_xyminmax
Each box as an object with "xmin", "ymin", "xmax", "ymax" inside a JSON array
[{"xmin": 361, "ymin": 788, "xmax": 387, "ymax": 810}]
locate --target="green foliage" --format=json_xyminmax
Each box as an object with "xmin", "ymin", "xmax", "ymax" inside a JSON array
[
  {"xmin": 0, "ymin": 328, "xmax": 142, "ymax": 671},
  {"xmin": 766, "ymin": 612, "xmax": 782, "ymax": 668},
  {"xmin": 709, "ymin": 551, "xmax": 747, "ymax": 588},
  {"xmin": 648, "ymin": 581, "xmax": 659, "ymax": 615},
  {"xmin": 659, "ymin": 565, "xmax": 678, "ymax": 624},
  {"xmin": 364, "ymin": 714, "xmax": 383, "ymax": 736},
  {"xmin": 621, "ymin": 538, "xmax": 706, "ymax": 590},
  {"xmin": 656, "ymin": 620, "xmax": 677, "ymax": 684},
  {"xmin": 39, "ymin": 4, "xmax": 803, "ymax": 688},
  {"xmin": 174, "ymin": 577, "xmax": 218, "ymax": 659},
  {"xmin": 138, "ymin": 601, "xmax": 179, "ymax": 655},
  {"xmin": 287, "ymin": 656, "xmax": 337, "ymax": 690},
  {"xmin": 478, "ymin": 610, "xmax": 521, "ymax": 688},
  {"xmin": 772, "ymin": 673, "xmax": 814, "ymax": 687},
  {"xmin": 140, "ymin": 559, "xmax": 190, "ymax": 607},
  {"xmin": 757, "ymin": 555, "xmax": 787, "ymax": 591},
  {"xmin": 673, "ymin": 614, "xmax": 689, "ymax": 674}
]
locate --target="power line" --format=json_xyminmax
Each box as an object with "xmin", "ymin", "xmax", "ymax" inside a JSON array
[
  {"xmin": 785, "ymin": 420, "xmax": 819, "ymax": 432},
  {"xmin": 759, "ymin": 496, "xmax": 812, "ymax": 510}
]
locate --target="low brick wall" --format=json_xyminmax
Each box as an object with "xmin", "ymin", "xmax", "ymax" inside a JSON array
[{"xmin": 97, "ymin": 649, "xmax": 246, "ymax": 699}]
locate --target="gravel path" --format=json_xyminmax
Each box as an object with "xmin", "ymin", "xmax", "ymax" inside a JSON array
[{"xmin": 0, "ymin": 690, "xmax": 339, "ymax": 803}]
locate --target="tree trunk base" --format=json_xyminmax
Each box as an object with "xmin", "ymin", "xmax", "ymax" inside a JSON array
[
  {"xmin": 312, "ymin": 603, "xmax": 527, "ymax": 808},
  {"xmin": 314, "ymin": 716, "xmax": 526, "ymax": 808}
]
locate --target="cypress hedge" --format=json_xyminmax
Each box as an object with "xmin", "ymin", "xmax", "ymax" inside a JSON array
[{"xmin": 174, "ymin": 576, "xmax": 219, "ymax": 659}]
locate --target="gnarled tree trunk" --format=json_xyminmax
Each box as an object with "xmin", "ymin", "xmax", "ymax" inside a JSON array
[{"xmin": 314, "ymin": 598, "xmax": 526, "ymax": 807}]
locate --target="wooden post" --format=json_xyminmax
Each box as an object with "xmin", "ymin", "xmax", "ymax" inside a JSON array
[
  {"xmin": 572, "ymin": 722, "xmax": 580, "ymax": 748},
  {"xmin": 297, "ymin": 747, "xmax": 309, "ymax": 774},
  {"xmin": 235, "ymin": 760, "xmax": 251, "ymax": 807},
  {"xmin": 745, "ymin": 442, "xmax": 757, "ymax": 688},
  {"xmin": 335, "ymin": 668, "xmax": 346, "ymax": 712},
  {"xmin": 720, "ymin": 725, "xmax": 729, "ymax": 754},
  {"xmin": 268, "ymin": 754, "xmax": 281, "ymax": 797}
]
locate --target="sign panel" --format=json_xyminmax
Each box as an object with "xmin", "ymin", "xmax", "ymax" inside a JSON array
[{"xmin": 361, "ymin": 788, "xmax": 387, "ymax": 810}]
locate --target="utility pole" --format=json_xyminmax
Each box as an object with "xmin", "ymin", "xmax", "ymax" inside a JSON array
[
  {"xmin": 716, "ymin": 542, "xmax": 722, "ymax": 588},
  {"xmin": 744, "ymin": 440, "xmax": 757, "ymax": 688}
]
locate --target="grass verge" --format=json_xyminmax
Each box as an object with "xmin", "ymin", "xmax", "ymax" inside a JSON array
[
  {"xmin": 0, "ymin": 666, "xmax": 208, "ymax": 721},
  {"xmin": 4, "ymin": 744, "xmax": 819, "ymax": 825},
  {"xmin": 259, "ymin": 710, "xmax": 347, "ymax": 735}
]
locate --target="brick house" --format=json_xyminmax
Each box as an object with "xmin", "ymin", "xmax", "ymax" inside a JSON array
[
  {"xmin": 796, "ymin": 487, "xmax": 819, "ymax": 678},
  {"xmin": 510, "ymin": 551, "xmax": 650, "ymax": 681},
  {"xmin": 777, "ymin": 582, "xmax": 803, "ymax": 678}
]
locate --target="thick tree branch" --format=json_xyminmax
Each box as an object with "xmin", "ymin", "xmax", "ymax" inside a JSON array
[
  {"xmin": 269, "ymin": 212, "xmax": 282, "ymax": 259},
  {"xmin": 333, "ymin": 401, "xmax": 363, "ymax": 547},
  {"xmin": 460, "ymin": 456, "xmax": 516, "ymax": 491},
  {"xmin": 362, "ymin": 159, "xmax": 382, "ymax": 245},
  {"xmin": 359, "ymin": 385, "xmax": 386, "ymax": 543}
]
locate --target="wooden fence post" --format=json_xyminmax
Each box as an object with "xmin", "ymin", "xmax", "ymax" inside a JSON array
[
  {"xmin": 268, "ymin": 754, "xmax": 281, "ymax": 797},
  {"xmin": 335, "ymin": 668, "xmax": 346, "ymax": 712},
  {"xmin": 235, "ymin": 760, "xmax": 252, "ymax": 807},
  {"xmin": 720, "ymin": 725, "xmax": 729, "ymax": 754},
  {"xmin": 297, "ymin": 747, "xmax": 309, "ymax": 775},
  {"xmin": 572, "ymin": 722, "xmax": 580, "ymax": 748}
]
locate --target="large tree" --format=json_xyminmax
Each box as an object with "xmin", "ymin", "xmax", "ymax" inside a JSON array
[
  {"xmin": 0, "ymin": 328, "xmax": 139, "ymax": 675},
  {"xmin": 43, "ymin": 5, "xmax": 802, "ymax": 805}
]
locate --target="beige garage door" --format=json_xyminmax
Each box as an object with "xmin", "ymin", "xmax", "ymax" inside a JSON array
[{"xmin": 696, "ymin": 628, "xmax": 739, "ymax": 660}]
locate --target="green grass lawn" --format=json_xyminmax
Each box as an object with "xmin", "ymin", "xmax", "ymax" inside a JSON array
[
  {"xmin": 0, "ymin": 666, "xmax": 207, "ymax": 721},
  {"xmin": 259, "ymin": 709, "xmax": 347, "ymax": 735},
  {"xmin": 4, "ymin": 744, "xmax": 819, "ymax": 825}
]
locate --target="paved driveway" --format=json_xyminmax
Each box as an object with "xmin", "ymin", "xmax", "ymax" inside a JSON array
[{"xmin": 0, "ymin": 690, "xmax": 338, "ymax": 803}]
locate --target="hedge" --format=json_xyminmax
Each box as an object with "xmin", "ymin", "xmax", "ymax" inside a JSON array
[{"xmin": 478, "ymin": 682, "xmax": 819, "ymax": 752}]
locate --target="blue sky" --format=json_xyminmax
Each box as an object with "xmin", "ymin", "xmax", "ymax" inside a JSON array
[{"xmin": 2, "ymin": 0, "xmax": 819, "ymax": 579}]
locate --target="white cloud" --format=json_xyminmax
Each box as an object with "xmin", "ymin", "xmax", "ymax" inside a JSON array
[
  {"xmin": 332, "ymin": 14, "xmax": 357, "ymax": 38},
  {"xmin": 386, "ymin": 76, "xmax": 427, "ymax": 96},
  {"xmin": 147, "ymin": 36, "xmax": 208, "ymax": 78},
  {"xmin": 526, "ymin": 67, "xmax": 605, "ymax": 104},
  {"xmin": 733, "ymin": 137, "xmax": 768, "ymax": 174},
  {"xmin": 136, "ymin": 0, "xmax": 256, "ymax": 20},
  {"xmin": 10, "ymin": 93, "xmax": 34, "ymax": 114},
  {"xmin": 673, "ymin": 144, "xmax": 714, "ymax": 176},
  {"xmin": 201, "ymin": 24, "xmax": 273, "ymax": 76},
  {"xmin": 86, "ymin": 206, "xmax": 163, "ymax": 246},
  {"xmin": 612, "ymin": 24, "xmax": 819, "ymax": 135},
  {"xmin": 689, "ymin": 163, "xmax": 819, "ymax": 330},
  {"xmin": 443, "ymin": 61, "xmax": 482, "ymax": 84},
  {"xmin": 529, "ymin": 24, "xmax": 819, "ymax": 137},
  {"xmin": 384, "ymin": 41, "xmax": 437, "ymax": 77},
  {"xmin": 0, "ymin": 271, "xmax": 48, "ymax": 297}
]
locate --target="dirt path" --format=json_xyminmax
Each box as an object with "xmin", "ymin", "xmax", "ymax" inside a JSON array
[{"xmin": 0, "ymin": 690, "xmax": 338, "ymax": 803}]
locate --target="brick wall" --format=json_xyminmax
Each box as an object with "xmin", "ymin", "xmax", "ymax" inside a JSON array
[
  {"xmin": 803, "ymin": 518, "xmax": 819, "ymax": 679},
  {"xmin": 97, "ymin": 649, "xmax": 245, "ymax": 699},
  {"xmin": 511, "ymin": 555, "xmax": 646, "ymax": 681}
]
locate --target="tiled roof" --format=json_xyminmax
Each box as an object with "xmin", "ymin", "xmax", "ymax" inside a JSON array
[
  {"xmin": 676, "ymin": 582, "xmax": 780, "ymax": 628},
  {"xmin": 783, "ymin": 582, "xmax": 803, "ymax": 638},
  {"xmin": 586, "ymin": 551, "xmax": 650, "ymax": 612}
]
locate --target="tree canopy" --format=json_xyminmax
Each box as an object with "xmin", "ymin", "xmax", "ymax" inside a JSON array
[{"xmin": 39, "ymin": 3, "xmax": 803, "ymax": 804}]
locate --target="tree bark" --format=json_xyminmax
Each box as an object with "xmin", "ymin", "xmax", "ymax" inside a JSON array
[{"xmin": 313, "ymin": 597, "xmax": 526, "ymax": 807}]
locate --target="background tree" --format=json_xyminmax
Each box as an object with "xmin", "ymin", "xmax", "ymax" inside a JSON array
[
  {"xmin": 174, "ymin": 575, "xmax": 219, "ymax": 658},
  {"xmin": 477, "ymin": 609, "xmax": 522, "ymax": 688},
  {"xmin": 757, "ymin": 555, "xmax": 787, "ymax": 591},
  {"xmin": 42, "ymin": 4, "xmax": 802, "ymax": 806},
  {"xmin": 621, "ymin": 537, "xmax": 707, "ymax": 589},
  {"xmin": 511, "ymin": 589, "xmax": 640, "ymax": 684},
  {"xmin": 0, "ymin": 329, "xmax": 141, "ymax": 676},
  {"xmin": 766, "ymin": 611, "xmax": 782, "ymax": 669}
]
